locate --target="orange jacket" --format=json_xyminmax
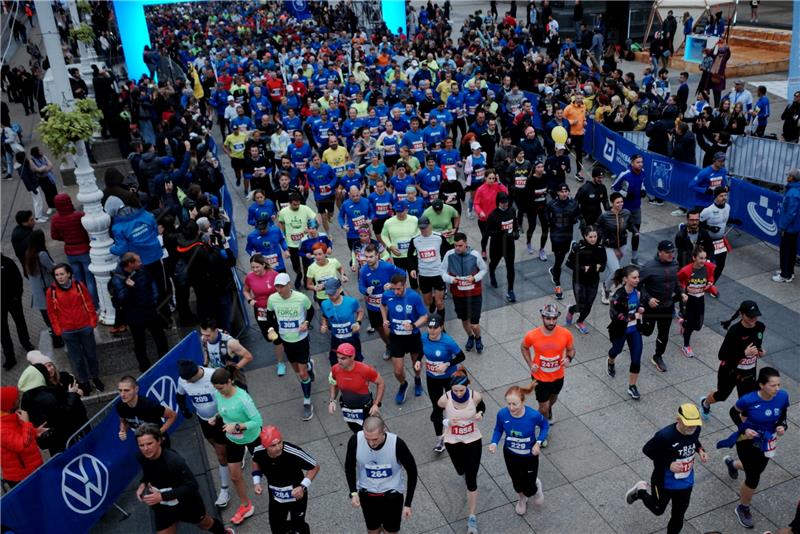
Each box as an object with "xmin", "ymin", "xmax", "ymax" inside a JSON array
[{"xmin": 563, "ymin": 103, "xmax": 587, "ymax": 136}]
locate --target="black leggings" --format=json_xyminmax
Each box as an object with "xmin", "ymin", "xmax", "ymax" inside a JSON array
[
  {"xmin": 736, "ymin": 439, "xmax": 770, "ymax": 490},
  {"xmin": 426, "ymin": 375, "xmax": 451, "ymax": 436},
  {"xmin": 268, "ymin": 494, "xmax": 310, "ymax": 534},
  {"xmin": 638, "ymin": 481, "xmax": 692, "ymax": 534},
  {"xmin": 569, "ymin": 280, "xmax": 599, "ymax": 323},
  {"xmin": 445, "ymin": 439, "xmax": 482, "ymax": 492},
  {"xmin": 477, "ymin": 220, "xmax": 490, "ymax": 254},
  {"xmin": 288, "ymin": 248, "xmax": 303, "ymax": 285},
  {"xmin": 518, "ymin": 204, "xmax": 548, "ymax": 247},
  {"xmin": 639, "ymin": 311, "xmax": 673, "ymax": 357},
  {"xmin": 712, "ymin": 251, "xmax": 727, "ymax": 281},
  {"xmin": 504, "ymin": 448, "xmax": 539, "ymax": 497},
  {"xmin": 489, "ymin": 237, "xmax": 516, "ymax": 291},
  {"xmin": 550, "ymin": 241, "xmax": 571, "ymax": 286},
  {"xmin": 572, "ymin": 135, "xmax": 585, "ymax": 173}
]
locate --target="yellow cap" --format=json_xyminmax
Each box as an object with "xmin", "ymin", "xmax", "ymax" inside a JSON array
[{"xmin": 677, "ymin": 403, "xmax": 702, "ymax": 427}]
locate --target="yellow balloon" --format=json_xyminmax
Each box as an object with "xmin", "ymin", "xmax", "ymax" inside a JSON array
[{"xmin": 551, "ymin": 126, "xmax": 568, "ymax": 144}]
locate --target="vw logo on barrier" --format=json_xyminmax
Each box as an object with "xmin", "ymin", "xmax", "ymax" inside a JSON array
[
  {"xmin": 747, "ymin": 195, "xmax": 779, "ymax": 237},
  {"xmin": 603, "ymin": 138, "xmax": 615, "ymax": 163},
  {"xmin": 146, "ymin": 375, "xmax": 178, "ymax": 413},
  {"xmin": 61, "ymin": 454, "xmax": 109, "ymax": 514}
]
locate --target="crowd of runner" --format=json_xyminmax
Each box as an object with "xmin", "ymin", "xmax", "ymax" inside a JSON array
[{"xmin": 1, "ymin": 1, "xmax": 798, "ymax": 534}]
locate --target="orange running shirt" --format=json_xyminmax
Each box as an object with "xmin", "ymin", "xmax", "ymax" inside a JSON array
[
  {"xmin": 563, "ymin": 103, "xmax": 586, "ymax": 136},
  {"xmin": 522, "ymin": 326, "xmax": 574, "ymax": 382}
]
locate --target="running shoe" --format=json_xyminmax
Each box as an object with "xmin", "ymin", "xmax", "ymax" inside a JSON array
[
  {"xmin": 307, "ymin": 359, "xmax": 315, "ymax": 382},
  {"xmin": 302, "ymin": 403, "xmax": 314, "ymax": 421},
  {"xmin": 367, "ymin": 326, "xmax": 376, "ymax": 334},
  {"xmin": 681, "ymin": 346, "xmax": 695, "ymax": 358},
  {"xmin": 670, "ymin": 208, "xmax": 686, "ymax": 216},
  {"xmin": 627, "ymin": 384, "xmax": 641, "ymax": 400},
  {"xmin": 735, "ymin": 504, "xmax": 754, "ymax": 529},
  {"xmin": 708, "ymin": 285, "xmax": 719, "ymax": 298},
  {"xmin": 649, "ymin": 198, "xmax": 664, "ymax": 206},
  {"xmin": 215, "ymin": 487, "xmax": 231, "ymax": 508},
  {"xmin": 699, "ymin": 396, "xmax": 711, "ymax": 420},
  {"xmin": 548, "ymin": 267, "xmax": 557, "ymax": 286},
  {"xmin": 601, "ymin": 287, "xmax": 610, "ymax": 305},
  {"xmin": 506, "ymin": 290, "xmax": 516, "ymax": 303},
  {"xmin": 607, "ymin": 361, "xmax": 616, "ymax": 378},
  {"xmin": 526, "ymin": 243, "xmax": 534, "ymax": 255},
  {"xmin": 467, "ymin": 515, "xmax": 479, "ymax": 534},
  {"xmin": 395, "ymin": 382, "xmax": 408, "ymax": 405},
  {"xmin": 772, "ymin": 273, "xmax": 794, "ymax": 283},
  {"xmin": 276, "ymin": 362, "xmax": 287, "ymax": 376},
  {"xmin": 34, "ymin": 217, "xmax": 49, "ymax": 224},
  {"xmin": 489, "ymin": 274, "xmax": 498, "ymax": 288},
  {"xmin": 724, "ymin": 455, "xmax": 739, "ymax": 480},
  {"xmin": 414, "ymin": 376, "xmax": 423, "ymax": 397},
  {"xmin": 465, "ymin": 335, "xmax": 475, "ymax": 352},
  {"xmin": 651, "ymin": 355, "xmax": 668, "ymax": 372},
  {"xmin": 532, "ymin": 478, "xmax": 544, "ymax": 508},
  {"xmin": 515, "ymin": 495, "xmax": 528, "ymax": 515},
  {"xmin": 576, "ymin": 322, "xmax": 590, "ymax": 335},
  {"xmin": 565, "ymin": 311, "xmax": 574, "ymax": 325},
  {"xmin": 433, "ymin": 436, "xmax": 445, "ymax": 453},
  {"xmin": 625, "ymin": 481, "xmax": 649, "ymax": 504},
  {"xmin": 538, "ymin": 249, "xmax": 547, "ymax": 262},
  {"xmin": 230, "ymin": 501, "xmax": 254, "ymax": 525},
  {"xmin": 382, "ymin": 349, "xmax": 390, "ymax": 361},
  {"xmin": 554, "ymin": 286, "xmax": 563, "ymax": 300},
  {"xmin": 631, "ymin": 256, "xmax": 643, "ymax": 267},
  {"xmin": 475, "ymin": 337, "xmax": 484, "ymax": 354},
  {"xmin": 575, "ymin": 173, "xmax": 585, "ymax": 182}
]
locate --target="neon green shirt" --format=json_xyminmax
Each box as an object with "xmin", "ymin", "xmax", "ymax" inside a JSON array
[
  {"xmin": 306, "ymin": 258, "xmax": 342, "ymax": 300},
  {"xmin": 278, "ymin": 205, "xmax": 317, "ymax": 248},
  {"xmin": 266, "ymin": 290, "xmax": 312, "ymax": 343},
  {"xmin": 381, "ymin": 215, "xmax": 419, "ymax": 258},
  {"xmin": 422, "ymin": 205, "xmax": 459, "ymax": 243}
]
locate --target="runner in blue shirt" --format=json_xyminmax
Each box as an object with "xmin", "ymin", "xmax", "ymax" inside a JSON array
[
  {"xmin": 490, "ymin": 383, "xmax": 549, "ymax": 515},
  {"xmin": 380, "ymin": 272, "xmax": 428, "ymax": 404},
  {"xmin": 340, "ymin": 163, "xmax": 365, "ymax": 195},
  {"xmin": 389, "ymin": 163, "xmax": 416, "ymax": 202},
  {"xmin": 401, "ymin": 118, "xmax": 426, "ymax": 162},
  {"xmin": 358, "ymin": 245, "xmax": 405, "ymax": 352},
  {"xmin": 413, "ymin": 314, "xmax": 465, "ymax": 452},
  {"xmin": 319, "ymin": 278, "xmax": 364, "ymax": 365},
  {"xmin": 368, "ymin": 178, "xmax": 394, "ymax": 237},
  {"xmin": 416, "ymin": 156, "xmax": 443, "ymax": 205},
  {"xmin": 306, "ymin": 154, "xmax": 339, "ymax": 232},
  {"xmin": 245, "ymin": 221, "xmax": 289, "ymax": 272},
  {"xmin": 247, "ymin": 190, "xmax": 276, "ymax": 228},
  {"xmin": 287, "ymin": 131, "xmax": 313, "ymax": 175},
  {"xmin": 422, "ymin": 116, "xmax": 447, "ymax": 155},
  {"xmin": 338, "ymin": 186, "xmax": 372, "ymax": 250}
]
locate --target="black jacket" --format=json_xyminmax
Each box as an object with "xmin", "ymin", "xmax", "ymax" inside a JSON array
[
  {"xmin": 674, "ymin": 224, "xmax": 715, "ymax": 267},
  {"xmin": 575, "ymin": 181, "xmax": 610, "ymax": 226},
  {"xmin": 607, "ymin": 286, "xmax": 642, "ymax": 338},
  {"xmin": 109, "ymin": 265, "xmax": 158, "ymax": 324},
  {"xmin": 669, "ymin": 131, "xmax": 697, "ymax": 164},
  {"xmin": 567, "ymin": 239, "xmax": 607, "ymax": 284},
  {"xmin": 487, "ymin": 206, "xmax": 519, "ymax": 245},
  {"xmin": 646, "ymin": 119, "xmax": 672, "ymax": 156},
  {"xmin": 1, "ymin": 254, "xmax": 23, "ymax": 302},
  {"xmin": 639, "ymin": 255, "xmax": 683, "ymax": 310},
  {"xmin": 546, "ymin": 198, "xmax": 580, "ymax": 243}
]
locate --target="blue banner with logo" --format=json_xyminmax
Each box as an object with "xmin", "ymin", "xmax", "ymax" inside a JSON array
[
  {"xmin": 587, "ymin": 120, "xmax": 794, "ymax": 248},
  {"xmin": 284, "ymin": 0, "xmax": 311, "ymax": 20},
  {"xmin": 0, "ymin": 332, "xmax": 203, "ymax": 534}
]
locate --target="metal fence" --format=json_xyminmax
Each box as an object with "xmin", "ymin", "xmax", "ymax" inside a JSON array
[{"xmin": 621, "ymin": 131, "xmax": 800, "ymax": 186}]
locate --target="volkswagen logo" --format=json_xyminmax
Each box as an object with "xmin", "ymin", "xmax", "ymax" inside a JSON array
[
  {"xmin": 62, "ymin": 454, "xmax": 109, "ymax": 514},
  {"xmin": 146, "ymin": 375, "xmax": 178, "ymax": 413}
]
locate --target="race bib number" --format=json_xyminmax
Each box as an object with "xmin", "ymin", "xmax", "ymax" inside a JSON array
[
  {"xmin": 269, "ymin": 485, "xmax": 296, "ymax": 503},
  {"xmin": 341, "ymin": 406, "xmax": 365, "ymax": 423},
  {"xmin": 455, "ymin": 277, "xmax": 474, "ymax": 291},
  {"xmin": 412, "ymin": 140, "xmax": 423, "ymax": 152},
  {"xmin": 425, "ymin": 361, "xmax": 444, "ymax": 376},
  {"xmin": 256, "ymin": 307, "xmax": 269, "ymax": 321},
  {"xmin": 713, "ymin": 238, "xmax": 727, "ymax": 254},
  {"xmin": 331, "ymin": 321, "xmax": 353, "ymax": 339},
  {"xmin": 450, "ymin": 422, "xmax": 475, "ymax": 436},
  {"xmin": 383, "ymin": 144, "xmax": 396, "ymax": 155},
  {"xmin": 265, "ymin": 254, "xmax": 279, "ymax": 267},
  {"xmin": 505, "ymin": 436, "xmax": 531, "ymax": 454},
  {"xmin": 319, "ymin": 184, "xmax": 332, "ymax": 195},
  {"xmin": 366, "ymin": 464, "xmax": 393, "ymax": 479},
  {"xmin": 233, "ymin": 142, "xmax": 245, "ymax": 152},
  {"xmin": 764, "ymin": 436, "xmax": 778, "ymax": 458},
  {"xmin": 367, "ymin": 294, "xmax": 382, "ymax": 307},
  {"xmin": 737, "ymin": 355, "xmax": 757, "ymax": 370},
  {"xmin": 538, "ymin": 356, "xmax": 561, "ymax": 373},
  {"xmin": 352, "ymin": 215, "xmax": 366, "ymax": 228},
  {"xmin": 419, "ymin": 249, "xmax": 437, "ymax": 262},
  {"xmin": 191, "ymin": 394, "xmax": 213, "ymax": 404},
  {"xmin": 429, "ymin": 190, "xmax": 439, "ymax": 200},
  {"xmin": 296, "ymin": 161, "xmax": 307, "ymax": 172},
  {"xmin": 279, "ymin": 319, "xmax": 300, "ymax": 330},
  {"xmin": 673, "ymin": 457, "xmax": 694, "ymax": 479},
  {"xmin": 515, "ymin": 177, "xmax": 527, "ymax": 188},
  {"xmin": 397, "ymin": 240, "xmax": 410, "ymax": 251},
  {"xmin": 709, "ymin": 177, "xmax": 723, "ymax": 188},
  {"xmin": 474, "ymin": 168, "xmax": 485, "ymax": 180},
  {"xmin": 153, "ymin": 487, "xmax": 179, "ymax": 506},
  {"xmin": 290, "ymin": 232, "xmax": 305, "ymax": 242},
  {"xmin": 375, "ymin": 203, "xmax": 389, "ymax": 214},
  {"xmin": 501, "ymin": 220, "xmax": 514, "ymax": 233},
  {"xmin": 391, "ymin": 319, "xmax": 411, "ymax": 335}
]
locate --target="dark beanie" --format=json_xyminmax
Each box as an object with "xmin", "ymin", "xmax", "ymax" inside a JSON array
[{"xmin": 178, "ymin": 360, "xmax": 199, "ymax": 380}]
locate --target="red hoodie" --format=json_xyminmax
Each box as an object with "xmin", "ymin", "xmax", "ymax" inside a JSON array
[
  {"xmin": 46, "ymin": 280, "xmax": 97, "ymax": 336},
  {"xmin": 50, "ymin": 193, "xmax": 90, "ymax": 256},
  {"xmin": 473, "ymin": 181, "xmax": 508, "ymax": 222}
]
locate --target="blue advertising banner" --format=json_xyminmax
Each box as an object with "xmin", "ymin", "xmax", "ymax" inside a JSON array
[
  {"xmin": 0, "ymin": 332, "xmax": 203, "ymax": 534},
  {"xmin": 587, "ymin": 120, "xmax": 795, "ymax": 249},
  {"xmin": 284, "ymin": 0, "xmax": 311, "ymax": 20}
]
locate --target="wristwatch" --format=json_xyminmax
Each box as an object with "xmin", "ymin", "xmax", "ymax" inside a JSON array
[{"xmin": 234, "ymin": 423, "xmax": 241, "ymax": 433}]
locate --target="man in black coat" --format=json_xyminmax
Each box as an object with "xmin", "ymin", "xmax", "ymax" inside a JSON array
[
  {"xmin": 674, "ymin": 208, "xmax": 715, "ymax": 267},
  {"xmin": 1, "ymin": 254, "xmax": 34, "ymax": 369},
  {"xmin": 669, "ymin": 122, "xmax": 696, "ymax": 165}
]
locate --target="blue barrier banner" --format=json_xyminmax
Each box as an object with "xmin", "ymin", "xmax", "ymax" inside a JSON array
[
  {"xmin": 0, "ymin": 332, "xmax": 203, "ymax": 534},
  {"xmin": 587, "ymin": 120, "xmax": 793, "ymax": 249},
  {"xmin": 284, "ymin": 0, "xmax": 311, "ymax": 20}
]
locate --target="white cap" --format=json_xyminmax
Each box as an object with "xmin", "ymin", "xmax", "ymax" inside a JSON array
[
  {"xmin": 555, "ymin": 143, "xmax": 566, "ymax": 150},
  {"xmin": 470, "ymin": 141, "xmax": 481, "ymax": 151},
  {"xmin": 275, "ymin": 272, "xmax": 292, "ymax": 286},
  {"xmin": 446, "ymin": 168, "xmax": 457, "ymax": 181}
]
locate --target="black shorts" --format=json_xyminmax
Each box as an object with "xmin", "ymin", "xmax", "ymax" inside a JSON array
[
  {"xmin": 152, "ymin": 492, "xmax": 207, "ymax": 531},
  {"xmin": 225, "ymin": 435, "xmax": 262, "ymax": 464},
  {"xmin": 534, "ymin": 378, "xmax": 564, "ymax": 403},
  {"xmin": 372, "ymin": 218, "xmax": 387, "ymax": 235},
  {"xmin": 453, "ymin": 295, "xmax": 482, "ymax": 324},
  {"xmin": 736, "ymin": 439, "xmax": 771, "ymax": 489},
  {"xmin": 504, "ymin": 447, "xmax": 540, "ymax": 497},
  {"xmin": 418, "ymin": 274, "xmax": 445, "ymax": 293},
  {"xmin": 367, "ymin": 308, "xmax": 384, "ymax": 329},
  {"xmin": 713, "ymin": 367, "xmax": 757, "ymax": 403},
  {"xmin": 283, "ymin": 337, "xmax": 311, "ymax": 364},
  {"xmin": 199, "ymin": 416, "xmax": 228, "ymax": 445},
  {"xmin": 230, "ymin": 158, "xmax": 245, "ymax": 171},
  {"xmin": 359, "ymin": 490, "xmax": 404, "ymax": 533},
  {"xmin": 444, "ymin": 439, "xmax": 482, "ymax": 491},
  {"xmin": 317, "ymin": 199, "xmax": 335, "ymax": 214},
  {"xmin": 388, "ymin": 332, "xmax": 422, "ymax": 358}
]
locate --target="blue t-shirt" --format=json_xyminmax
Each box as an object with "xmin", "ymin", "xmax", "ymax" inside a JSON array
[
  {"xmin": 247, "ymin": 200, "xmax": 276, "ymax": 227},
  {"xmin": 381, "ymin": 289, "xmax": 427, "ymax": 335},
  {"xmin": 245, "ymin": 227, "xmax": 287, "ymax": 271},
  {"xmin": 359, "ymin": 261, "xmax": 406, "ymax": 311},
  {"xmin": 321, "ymin": 296, "xmax": 361, "ymax": 340},
  {"xmin": 491, "ymin": 406, "xmax": 549, "ymax": 456},
  {"xmin": 735, "ymin": 390, "xmax": 790, "ymax": 435},
  {"xmin": 338, "ymin": 198, "xmax": 371, "ymax": 239},
  {"xmin": 369, "ymin": 191, "xmax": 394, "ymax": 220},
  {"xmin": 421, "ymin": 332, "xmax": 462, "ymax": 378},
  {"xmin": 626, "ymin": 289, "xmax": 639, "ymax": 333},
  {"xmin": 307, "ymin": 164, "xmax": 339, "ymax": 201}
]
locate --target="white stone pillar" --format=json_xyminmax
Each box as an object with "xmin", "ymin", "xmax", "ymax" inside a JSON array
[
  {"xmin": 36, "ymin": 0, "xmax": 73, "ymax": 108},
  {"xmin": 74, "ymin": 140, "xmax": 116, "ymax": 325}
]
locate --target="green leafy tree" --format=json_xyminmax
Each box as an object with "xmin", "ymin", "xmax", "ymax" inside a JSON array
[{"xmin": 37, "ymin": 99, "xmax": 102, "ymax": 159}]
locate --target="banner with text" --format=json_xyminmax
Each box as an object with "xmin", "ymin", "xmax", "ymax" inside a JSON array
[{"xmin": 0, "ymin": 332, "xmax": 204, "ymax": 534}]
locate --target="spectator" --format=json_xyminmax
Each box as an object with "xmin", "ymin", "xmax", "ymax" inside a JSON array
[
  {"xmin": 669, "ymin": 122, "xmax": 697, "ymax": 165},
  {"xmin": 15, "ymin": 152, "xmax": 47, "ymax": 223},
  {"xmin": 1, "ymin": 254, "xmax": 34, "ymax": 370},
  {"xmin": 24, "ymin": 229, "xmax": 62, "ymax": 348},
  {"xmin": 751, "ymin": 85, "xmax": 770, "ymax": 137},
  {"xmin": 0, "ymin": 386, "xmax": 44, "ymax": 489},
  {"xmin": 45, "ymin": 263, "xmax": 103, "ymax": 396},
  {"xmin": 780, "ymin": 90, "xmax": 800, "ymax": 142},
  {"xmin": 708, "ymin": 43, "xmax": 731, "ymax": 106},
  {"xmin": 773, "ymin": 169, "xmax": 800, "ymax": 283},
  {"xmin": 109, "ymin": 253, "xmax": 170, "ymax": 372},
  {"xmin": 10, "ymin": 210, "xmax": 34, "ymax": 269},
  {"xmin": 50, "ymin": 193, "xmax": 98, "ymax": 304}
]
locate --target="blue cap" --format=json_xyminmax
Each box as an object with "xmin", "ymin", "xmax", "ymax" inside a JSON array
[
  {"xmin": 345, "ymin": 162, "xmax": 356, "ymax": 170},
  {"xmin": 324, "ymin": 277, "xmax": 342, "ymax": 295},
  {"xmin": 394, "ymin": 199, "xmax": 409, "ymax": 211},
  {"xmin": 307, "ymin": 218, "xmax": 319, "ymax": 229},
  {"xmin": 160, "ymin": 156, "xmax": 175, "ymax": 168}
]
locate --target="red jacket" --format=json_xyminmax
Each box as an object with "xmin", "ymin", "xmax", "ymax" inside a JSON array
[
  {"xmin": 677, "ymin": 261, "xmax": 716, "ymax": 296},
  {"xmin": 50, "ymin": 194, "xmax": 90, "ymax": 256},
  {"xmin": 46, "ymin": 280, "xmax": 97, "ymax": 336},
  {"xmin": 473, "ymin": 182, "xmax": 508, "ymax": 221},
  {"xmin": 0, "ymin": 412, "xmax": 44, "ymax": 482}
]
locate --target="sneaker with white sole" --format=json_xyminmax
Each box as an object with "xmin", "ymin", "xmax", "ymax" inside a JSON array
[
  {"xmin": 382, "ymin": 349, "xmax": 390, "ymax": 360},
  {"xmin": 302, "ymin": 403, "xmax": 314, "ymax": 421},
  {"xmin": 215, "ymin": 487, "xmax": 231, "ymax": 508},
  {"xmin": 467, "ymin": 514, "xmax": 479, "ymax": 534},
  {"xmin": 772, "ymin": 273, "xmax": 794, "ymax": 283},
  {"xmin": 699, "ymin": 396, "xmax": 711, "ymax": 420},
  {"xmin": 734, "ymin": 504, "xmax": 754, "ymax": 529},
  {"xmin": 307, "ymin": 359, "xmax": 315, "ymax": 382},
  {"xmin": 681, "ymin": 346, "xmax": 695, "ymax": 358},
  {"xmin": 625, "ymin": 481, "xmax": 649, "ymax": 504},
  {"xmin": 433, "ymin": 436, "xmax": 445, "ymax": 453},
  {"xmin": 515, "ymin": 496, "xmax": 528, "ymax": 515},
  {"xmin": 538, "ymin": 249, "xmax": 547, "ymax": 261},
  {"xmin": 531, "ymin": 478, "xmax": 544, "ymax": 508},
  {"xmin": 526, "ymin": 243, "xmax": 534, "ymax": 255},
  {"xmin": 724, "ymin": 455, "xmax": 739, "ymax": 479},
  {"xmin": 601, "ymin": 287, "xmax": 610, "ymax": 305}
]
